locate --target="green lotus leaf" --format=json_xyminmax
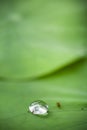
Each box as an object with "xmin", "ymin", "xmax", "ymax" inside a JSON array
[
  {"xmin": 0, "ymin": 0, "xmax": 85, "ymax": 79},
  {"xmin": 0, "ymin": 59, "xmax": 87, "ymax": 130},
  {"xmin": 0, "ymin": 0, "xmax": 86, "ymax": 130}
]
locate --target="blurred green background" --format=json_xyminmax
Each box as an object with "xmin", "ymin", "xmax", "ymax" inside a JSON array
[{"xmin": 0, "ymin": 0, "xmax": 87, "ymax": 130}]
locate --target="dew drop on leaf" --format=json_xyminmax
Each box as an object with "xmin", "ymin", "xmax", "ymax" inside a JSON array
[{"xmin": 29, "ymin": 100, "xmax": 48, "ymax": 116}]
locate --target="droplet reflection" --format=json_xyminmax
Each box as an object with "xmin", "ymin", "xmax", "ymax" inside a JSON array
[{"xmin": 29, "ymin": 100, "xmax": 48, "ymax": 116}]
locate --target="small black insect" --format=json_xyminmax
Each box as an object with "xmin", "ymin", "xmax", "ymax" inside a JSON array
[{"xmin": 56, "ymin": 102, "xmax": 61, "ymax": 108}]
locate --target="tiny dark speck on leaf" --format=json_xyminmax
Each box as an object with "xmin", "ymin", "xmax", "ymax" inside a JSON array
[{"xmin": 56, "ymin": 102, "xmax": 61, "ymax": 108}]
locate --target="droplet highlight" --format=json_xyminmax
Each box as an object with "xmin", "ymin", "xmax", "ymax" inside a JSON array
[{"xmin": 29, "ymin": 100, "xmax": 48, "ymax": 116}]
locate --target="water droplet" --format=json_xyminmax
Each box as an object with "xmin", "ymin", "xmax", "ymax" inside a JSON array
[{"xmin": 29, "ymin": 100, "xmax": 48, "ymax": 116}]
